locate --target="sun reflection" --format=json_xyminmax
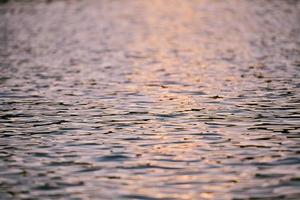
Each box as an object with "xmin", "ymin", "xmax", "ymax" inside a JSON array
[{"xmin": 125, "ymin": 0, "xmax": 245, "ymax": 115}]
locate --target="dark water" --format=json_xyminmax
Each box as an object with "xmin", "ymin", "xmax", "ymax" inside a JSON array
[{"xmin": 0, "ymin": 0, "xmax": 300, "ymax": 199}]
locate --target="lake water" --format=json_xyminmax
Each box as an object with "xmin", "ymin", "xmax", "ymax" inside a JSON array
[{"xmin": 0, "ymin": 0, "xmax": 300, "ymax": 199}]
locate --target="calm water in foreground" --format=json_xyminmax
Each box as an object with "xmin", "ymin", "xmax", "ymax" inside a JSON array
[{"xmin": 0, "ymin": 0, "xmax": 300, "ymax": 199}]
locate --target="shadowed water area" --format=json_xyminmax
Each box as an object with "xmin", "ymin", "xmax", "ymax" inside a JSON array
[{"xmin": 0, "ymin": 0, "xmax": 300, "ymax": 199}]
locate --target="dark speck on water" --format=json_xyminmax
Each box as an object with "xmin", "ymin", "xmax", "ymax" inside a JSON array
[{"xmin": 0, "ymin": 0, "xmax": 300, "ymax": 199}]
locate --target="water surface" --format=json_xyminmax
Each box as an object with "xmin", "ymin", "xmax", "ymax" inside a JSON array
[{"xmin": 0, "ymin": 0, "xmax": 300, "ymax": 199}]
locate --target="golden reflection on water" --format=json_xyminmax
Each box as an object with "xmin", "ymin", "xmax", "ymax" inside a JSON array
[{"xmin": 123, "ymin": 2, "xmax": 241, "ymax": 198}]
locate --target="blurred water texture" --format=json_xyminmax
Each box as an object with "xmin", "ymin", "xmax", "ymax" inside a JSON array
[{"xmin": 0, "ymin": 0, "xmax": 300, "ymax": 199}]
